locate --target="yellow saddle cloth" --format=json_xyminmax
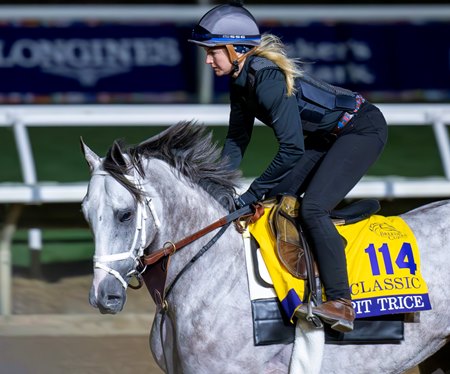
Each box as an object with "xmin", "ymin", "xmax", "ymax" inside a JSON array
[{"xmin": 248, "ymin": 207, "xmax": 432, "ymax": 323}]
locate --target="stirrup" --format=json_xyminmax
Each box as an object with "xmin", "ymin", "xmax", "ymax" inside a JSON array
[
  {"xmin": 307, "ymin": 314, "xmax": 324, "ymax": 329},
  {"xmin": 305, "ymin": 301, "xmax": 323, "ymax": 329},
  {"xmin": 296, "ymin": 301, "xmax": 323, "ymax": 329}
]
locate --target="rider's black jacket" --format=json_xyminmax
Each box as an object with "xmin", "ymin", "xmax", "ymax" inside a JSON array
[{"xmin": 222, "ymin": 55, "xmax": 357, "ymax": 203}]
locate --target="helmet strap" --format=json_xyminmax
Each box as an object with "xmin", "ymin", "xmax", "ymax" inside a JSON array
[{"xmin": 225, "ymin": 44, "xmax": 254, "ymax": 74}]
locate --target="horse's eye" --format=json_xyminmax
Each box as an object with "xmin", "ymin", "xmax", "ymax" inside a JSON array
[{"xmin": 119, "ymin": 211, "xmax": 132, "ymax": 222}]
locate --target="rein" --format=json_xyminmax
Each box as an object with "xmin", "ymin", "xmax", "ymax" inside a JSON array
[
  {"xmin": 139, "ymin": 204, "xmax": 256, "ymax": 307},
  {"xmin": 140, "ymin": 203, "xmax": 260, "ymax": 374},
  {"xmin": 141, "ymin": 204, "xmax": 254, "ymax": 266},
  {"xmin": 165, "ymin": 223, "xmax": 232, "ymax": 300}
]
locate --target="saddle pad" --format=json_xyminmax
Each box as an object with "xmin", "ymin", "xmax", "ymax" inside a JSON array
[
  {"xmin": 244, "ymin": 235, "xmax": 404, "ymax": 346},
  {"xmin": 248, "ymin": 208, "xmax": 432, "ymax": 322}
]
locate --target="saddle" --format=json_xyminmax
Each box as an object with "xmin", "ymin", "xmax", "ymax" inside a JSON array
[{"xmin": 268, "ymin": 194, "xmax": 380, "ymax": 281}]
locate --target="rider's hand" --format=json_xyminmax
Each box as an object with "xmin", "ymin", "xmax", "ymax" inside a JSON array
[{"xmin": 234, "ymin": 190, "xmax": 258, "ymax": 209}]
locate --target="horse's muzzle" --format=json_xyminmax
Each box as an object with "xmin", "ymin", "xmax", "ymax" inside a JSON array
[{"xmin": 89, "ymin": 284, "xmax": 126, "ymax": 314}]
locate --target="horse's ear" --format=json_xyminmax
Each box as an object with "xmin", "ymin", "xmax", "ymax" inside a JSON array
[
  {"xmin": 110, "ymin": 140, "xmax": 128, "ymax": 168},
  {"xmin": 80, "ymin": 137, "xmax": 101, "ymax": 172}
]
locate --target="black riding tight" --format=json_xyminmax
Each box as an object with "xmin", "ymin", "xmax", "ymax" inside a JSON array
[{"xmin": 270, "ymin": 102, "xmax": 388, "ymax": 300}]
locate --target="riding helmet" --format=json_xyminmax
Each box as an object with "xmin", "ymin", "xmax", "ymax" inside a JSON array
[{"xmin": 188, "ymin": 3, "xmax": 261, "ymax": 48}]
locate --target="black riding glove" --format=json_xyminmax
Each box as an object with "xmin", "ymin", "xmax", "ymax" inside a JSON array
[{"xmin": 234, "ymin": 190, "xmax": 258, "ymax": 209}]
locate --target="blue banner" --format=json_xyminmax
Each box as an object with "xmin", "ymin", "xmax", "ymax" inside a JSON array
[
  {"xmin": 0, "ymin": 20, "xmax": 449, "ymax": 103},
  {"xmin": 0, "ymin": 22, "xmax": 195, "ymax": 103},
  {"xmin": 215, "ymin": 21, "xmax": 450, "ymax": 101}
]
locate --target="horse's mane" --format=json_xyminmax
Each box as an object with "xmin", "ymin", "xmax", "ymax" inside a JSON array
[{"xmin": 103, "ymin": 121, "xmax": 241, "ymax": 210}]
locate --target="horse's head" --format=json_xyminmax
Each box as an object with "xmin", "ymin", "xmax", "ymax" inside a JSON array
[
  {"xmin": 80, "ymin": 122, "xmax": 241, "ymax": 314},
  {"xmin": 80, "ymin": 138, "xmax": 160, "ymax": 314}
]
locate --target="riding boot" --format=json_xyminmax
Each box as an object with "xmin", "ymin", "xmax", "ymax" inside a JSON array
[
  {"xmin": 313, "ymin": 298, "xmax": 355, "ymax": 332},
  {"xmin": 296, "ymin": 298, "xmax": 355, "ymax": 333}
]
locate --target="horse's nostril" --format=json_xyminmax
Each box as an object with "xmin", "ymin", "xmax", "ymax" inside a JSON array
[
  {"xmin": 104, "ymin": 294, "xmax": 124, "ymax": 308},
  {"xmin": 105, "ymin": 294, "xmax": 122, "ymax": 306},
  {"xmin": 95, "ymin": 286, "xmax": 126, "ymax": 314}
]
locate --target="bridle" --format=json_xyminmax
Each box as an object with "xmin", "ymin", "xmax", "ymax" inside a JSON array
[
  {"xmin": 91, "ymin": 170, "xmax": 161, "ymax": 289},
  {"xmin": 91, "ymin": 168, "xmax": 262, "ymax": 302},
  {"xmin": 90, "ymin": 167, "xmax": 262, "ymax": 374}
]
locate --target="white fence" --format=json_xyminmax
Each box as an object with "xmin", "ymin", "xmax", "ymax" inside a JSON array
[
  {"xmin": 2, "ymin": 104, "xmax": 450, "ymax": 203},
  {"xmin": 1, "ymin": 103, "xmax": 450, "ymax": 316}
]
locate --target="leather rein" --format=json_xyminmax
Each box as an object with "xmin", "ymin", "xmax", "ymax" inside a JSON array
[
  {"xmin": 139, "ymin": 204, "xmax": 263, "ymax": 374},
  {"xmin": 136, "ymin": 203, "xmax": 264, "ymax": 308},
  {"xmin": 141, "ymin": 204, "xmax": 254, "ymax": 267}
]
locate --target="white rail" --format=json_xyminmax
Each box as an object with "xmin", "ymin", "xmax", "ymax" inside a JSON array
[{"xmin": 1, "ymin": 104, "xmax": 450, "ymax": 202}]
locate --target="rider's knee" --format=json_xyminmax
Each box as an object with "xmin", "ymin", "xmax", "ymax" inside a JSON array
[{"xmin": 299, "ymin": 198, "xmax": 328, "ymax": 225}]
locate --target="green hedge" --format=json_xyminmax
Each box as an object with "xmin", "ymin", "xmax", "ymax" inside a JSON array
[
  {"xmin": 12, "ymin": 229, "xmax": 93, "ymax": 266},
  {"xmin": 0, "ymin": 124, "xmax": 445, "ymax": 183}
]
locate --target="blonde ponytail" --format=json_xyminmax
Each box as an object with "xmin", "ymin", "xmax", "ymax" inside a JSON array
[{"xmin": 252, "ymin": 33, "xmax": 302, "ymax": 96}]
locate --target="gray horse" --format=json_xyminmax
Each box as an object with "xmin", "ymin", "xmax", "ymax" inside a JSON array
[{"xmin": 81, "ymin": 121, "xmax": 449, "ymax": 374}]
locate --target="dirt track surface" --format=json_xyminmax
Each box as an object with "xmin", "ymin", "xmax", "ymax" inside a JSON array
[
  {"xmin": 0, "ymin": 271, "xmax": 163, "ymax": 374},
  {"xmin": 0, "ymin": 336, "xmax": 163, "ymax": 374},
  {"xmin": 1, "ymin": 271, "xmax": 449, "ymax": 374}
]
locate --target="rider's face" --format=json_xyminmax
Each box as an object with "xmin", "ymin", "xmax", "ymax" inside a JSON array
[{"xmin": 204, "ymin": 47, "xmax": 234, "ymax": 76}]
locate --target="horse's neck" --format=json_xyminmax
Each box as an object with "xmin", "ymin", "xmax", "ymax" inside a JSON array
[{"xmin": 144, "ymin": 160, "xmax": 245, "ymax": 290}]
